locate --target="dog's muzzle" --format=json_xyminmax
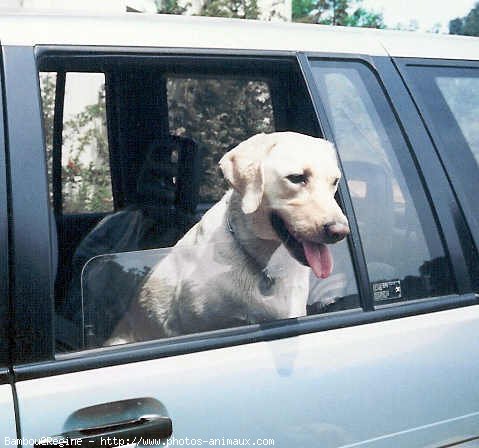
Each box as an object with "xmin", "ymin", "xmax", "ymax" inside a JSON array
[
  {"xmin": 322, "ymin": 221, "xmax": 350, "ymax": 244},
  {"xmin": 271, "ymin": 213, "xmax": 349, "ymax": 279}
]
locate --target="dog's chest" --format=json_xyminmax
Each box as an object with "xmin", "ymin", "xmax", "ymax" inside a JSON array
[{"xmin": 187, "ymin": 246, "xmax": 310, "ymax": 322}]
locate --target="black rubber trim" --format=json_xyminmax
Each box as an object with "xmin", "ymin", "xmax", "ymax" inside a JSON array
[
  {"xmin": 0, "ymin": 368, "xmax": 10, "ymax": 385},
  {"xmin": 52, "ymin": 71, "xmax": 65, "ymax": 215},
  {"xmin": 35, "ymin": 45, "xmax": 298, "ymax": 61},
  {"xmin": 3, "ymin": 46, "xmax": 55, "ymax": 363},
  {"xmin": 296, "ymin": 52, "xmax": 373, "ymax": 311},
  {"xmin": 13, "ymin": 293, "xmax": 478, "ymax": 381}
]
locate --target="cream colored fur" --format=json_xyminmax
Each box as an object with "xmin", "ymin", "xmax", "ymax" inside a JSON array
[{"xmin": 108, "ymin": 132, "xmax": 347, "ymax": 345}]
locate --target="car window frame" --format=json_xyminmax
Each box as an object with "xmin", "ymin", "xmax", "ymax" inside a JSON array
[
  {"xmin": 3, "ymin": 45, "xmax": 55, "ymax": 366},
  {"xmin": 301, "ymin": 53, "xmax": 478, "ymax": 294},
  {"xmin": 394, "ymin": 58, "xmax": 479, "ymax": 259},
  {"xmin": 6, "ymin": 45, "xmax": 478, "ymax": 381},
  {"xmin": 306, "ymin": 56, "xmax": 459, "ymax": 302}
]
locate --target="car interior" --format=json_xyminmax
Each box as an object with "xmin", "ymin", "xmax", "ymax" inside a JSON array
[{"xmin": 39, "ymin": 54, "xmax": 362, "ymax": 351}]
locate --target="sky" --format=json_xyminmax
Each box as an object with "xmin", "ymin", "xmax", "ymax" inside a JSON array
[{"xmin": 361, "ymin": 0, "xmax": 478, "ymax": 32}]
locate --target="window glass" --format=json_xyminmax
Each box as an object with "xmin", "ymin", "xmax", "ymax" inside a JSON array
[
  {"xmin": 310, "ymin": 61, "xmax": 455, "ymax": 303},
  {"xmin": 435, "ymin": 76, "xmax": 479, "ymax": 166},
  {"xmin": 39, "ymin": 72, "xmax": 113, "ymax": 214},
  {"xmin": 403, "ymin": 64, "xmax": 479, "ymax": 292}
]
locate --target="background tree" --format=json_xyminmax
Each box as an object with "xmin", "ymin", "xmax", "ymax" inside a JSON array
[
  {"xmin": 154, "ymin": 0, "xmax": 188, "ymax": 14},
  {"xmin": 40, "ymin": 74, "xmax": 112, "ymax": 214},
  {"xmin": 292, "ymin": 0, "xmax": 384, "ymax": 28},
  {"xmin": 168, "ymin": 78, "xmax": 274, "ymax": 201},
  {"xmin": 449, "ymin": 2, "xmax": 479, "ymax": 36},
  {"xmin": 39, "ymin": 73, "xmax": 56, "ymax": 188},
  {"xmin": 200, "ymin": 0, "xmax": 259, "ymax": 18},
  {"xmin": 62, "ymin": 84, "xmax": 113, "ymax": 214}
]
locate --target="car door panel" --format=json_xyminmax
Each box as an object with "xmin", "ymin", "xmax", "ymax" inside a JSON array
[
  {"xmin": 16, "ymin": 305, "xmax": 479, "ymax": 447},
  {"xmin": 0, "ymin": 384, "xmax": 17, "ymax": 445},
  {"xmin": 3, "ymin": 40, "xmax": 478, "ymax": 448}
]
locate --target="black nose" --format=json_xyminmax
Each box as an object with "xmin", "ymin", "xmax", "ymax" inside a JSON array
[{"xmin": 323, "ymin": 222, "xmax": 350, "ymax": 243}]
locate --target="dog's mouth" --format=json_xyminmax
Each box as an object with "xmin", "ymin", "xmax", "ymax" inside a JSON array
[{"xmin": 271, "ymin": 213, "xmax": 333, "ymax": 279}]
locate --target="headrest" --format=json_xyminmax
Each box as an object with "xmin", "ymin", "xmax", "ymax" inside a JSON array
[{"xmin": 136, "ymin": 135, "xmax": 201, "ymax": 215}]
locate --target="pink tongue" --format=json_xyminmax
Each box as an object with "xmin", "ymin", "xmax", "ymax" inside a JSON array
[{"xmin": 303, "ymin": 242, "xmax": 333, "ymax": 279}]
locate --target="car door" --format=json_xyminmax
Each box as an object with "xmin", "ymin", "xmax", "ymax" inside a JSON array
[{"xmin": 4, "ymin": 43, "xmax": 479, "ymax": 448}]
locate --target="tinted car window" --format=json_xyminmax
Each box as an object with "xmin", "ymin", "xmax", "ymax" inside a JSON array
[
  {"xmin": 310, "ymin": 60, "xmax": 456, "ymax": 303},
  {"xmin": 435, "ymin": 75, "xmax": 479, "ymax": 164},
  {"xmin": 402, "ymin": 63, "xmax": 479, "ymax": 292}
]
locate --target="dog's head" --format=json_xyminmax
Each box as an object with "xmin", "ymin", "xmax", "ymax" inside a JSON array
[{"xmin": 219, "ymin": 132, "xmax": 350, "ymax": 279}]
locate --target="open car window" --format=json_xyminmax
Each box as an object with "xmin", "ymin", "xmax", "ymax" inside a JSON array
[{"xmin": 38, "ymin": 55, "xmax": 362, "ymax": 352}]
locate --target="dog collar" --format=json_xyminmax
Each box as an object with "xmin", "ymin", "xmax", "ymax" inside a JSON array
[{"xmin": 226, "ymin": 216, "xmax": 275, "ymax": 296}]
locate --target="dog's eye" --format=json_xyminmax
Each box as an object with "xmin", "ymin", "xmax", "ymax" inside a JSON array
[
  {"xmin": 286, "ymin": 174, "xmax": 307, "ymax": 184},
  {"xmin": 333, "ymin": 177, "xmax": 340, "ymax": 187}
]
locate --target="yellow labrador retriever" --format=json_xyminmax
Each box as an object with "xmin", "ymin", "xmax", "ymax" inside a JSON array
[{"xmin": 108, "ymin": 132, "xmax": 349, "ymax": 344}]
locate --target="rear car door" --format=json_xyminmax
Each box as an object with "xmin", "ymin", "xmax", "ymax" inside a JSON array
[{"xmin": 4, "ymin": 42, "xmax": 479, "ymax": 448}]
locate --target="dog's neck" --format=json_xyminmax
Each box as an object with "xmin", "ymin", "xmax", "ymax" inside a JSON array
[{"xmin": 226, "ymin": 191, "xmax": 281, "ymax": 272}]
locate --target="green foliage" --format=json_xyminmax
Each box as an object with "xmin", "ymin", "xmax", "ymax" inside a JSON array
[
  {"xmin": 345, "ymin": 6, "xmax": 384, "ymax": 28},
  {"xmin": 449, "ymin": 2, "xmax": 479, "ymax": 36},
  {"xmin": 154, "ymin": 0, "xmax": 188, "ymax": 15},
  {"xmin": 39, "ymin": 73, "xmax": 56, "ymax": 188},
  {"xmin": 40, "ymin": 73, "xmax": 113, "ymax": 215},
  {"xmin": 292, "ymin": 0, "xmax": 384, "ymax": 28},
  {"xmin": 199, "ymin": 0, "xmax": 260, "ymax": 19},
  {"xmin": 168, "ymin": 78, "xmax": 274, "ymax": 202},
  {"xmin": 61, "ymin": 84, "xmax": 113, "ymax": 214},
  {"xmin": 292, "ymin": 0, "xmax": 315, "ymax": 21}
]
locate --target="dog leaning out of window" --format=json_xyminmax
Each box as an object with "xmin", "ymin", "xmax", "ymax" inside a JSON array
[{"xmin": 107, "ymin": 132, "xmax": 350, "ymax": 345}]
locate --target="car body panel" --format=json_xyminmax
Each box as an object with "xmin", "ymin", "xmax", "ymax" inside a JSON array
[
  {"xmin": 16, "ymin": 306, "xmax": 479, "ymax": 447},
  {"xmin": 0, "ymin": 384, "xmax": 17, "ymax": 445},
  {"xmin": 0, "ymin": 12, "xmax": 476, "ymax": 61}
]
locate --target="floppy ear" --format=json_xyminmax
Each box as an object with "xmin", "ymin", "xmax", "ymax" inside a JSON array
[{"xmin": 219, "ymin": 133, "xmax": 275, "ymax": 214}]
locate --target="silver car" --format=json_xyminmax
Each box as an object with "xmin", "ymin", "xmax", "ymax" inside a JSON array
[{"xmin": 0, "ymin": 11, "xmax": 478, "ymax": 448}]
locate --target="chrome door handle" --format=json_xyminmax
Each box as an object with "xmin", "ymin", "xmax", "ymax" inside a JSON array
[{"xmin": 35, "ymin": 414, "xmax": 172, "ymax": 447}]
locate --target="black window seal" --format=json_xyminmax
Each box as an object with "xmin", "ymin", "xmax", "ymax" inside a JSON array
[
  {"xmin": 393, "ymin": 57, "xmax": 479, "ymax": 261},
  {"xmin": 3, "ymin": 45, "xmax": 54, "ymax": 364},
  {"xmin": 52, "ymin": 71, "xmax": 65, "ymax": 216}
]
